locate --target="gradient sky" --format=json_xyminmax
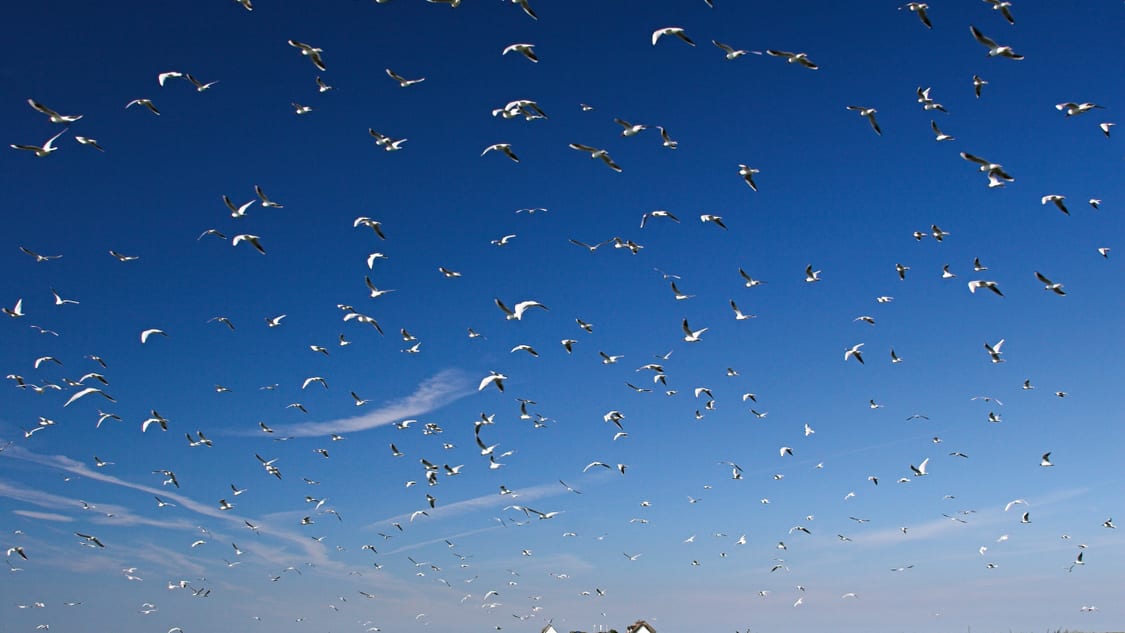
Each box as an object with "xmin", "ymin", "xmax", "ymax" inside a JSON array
[{"xmin": 2, "ymin": 1, "xmax": 1123, "ymax": 633}]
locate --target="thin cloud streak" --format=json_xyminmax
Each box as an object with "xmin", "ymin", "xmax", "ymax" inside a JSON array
[
  {"xmin": 11, "ymin": 509, "xmax": 74, "ymax": 522},
  {"xmin": 277, "ymin": 369, "xmax": 474, "ymax": 438}
]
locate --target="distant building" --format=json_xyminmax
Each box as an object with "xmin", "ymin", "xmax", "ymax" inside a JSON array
[{"xmin": 626, "ymin": 621, "xmax": 656, "ymax": 633}]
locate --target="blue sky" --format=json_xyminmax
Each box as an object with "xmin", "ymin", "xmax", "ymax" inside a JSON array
[{"xmin": 1, "ymin": 1, "xmax": 1123, "ymax": 632}]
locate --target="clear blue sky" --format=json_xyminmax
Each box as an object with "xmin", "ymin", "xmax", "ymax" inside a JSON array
[{"xmin": 2, "ymin": 2, "xmax": 1123, "ymax": 633}]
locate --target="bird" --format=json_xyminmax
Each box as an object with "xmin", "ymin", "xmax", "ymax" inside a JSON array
[
  {"xmin": 254, "ymin": 185, "xmax": 283, "ymax": 208},
  {"xmin": 1041, "ymin": 195, "xmax": 1070, "ymax": 215},
  {"xmin": 288, "ymin": 40, "xmax": 327, "ymax": 70},
  {"xmin": 613, "ymin": 118, "xmax": 647, "ymax": 137},
  {"xmin": 140, "ymin": 328, "xmax": 168, "ymax": 344},
  {"xmin": 969, "ymin": 25, "xmax": 1023, "ymax": 59},
  {"xmin": 682, "ymin": 319, "xmax": 708, "ymax": 343},
  {"xmin": 984, "ymin": 339, "xmax": 1005, "ymax": 363},
  {"xmin": 805, "ymin": 265, "xmax": 822, "ymax": 283},
  {"xmin": 3, "ymin": 299, "xmax": 25, "ymax": 318},
  {"xmin": 232, "ymin": 234, "xmax": 266, "ymax": 254},
  {"xmin": 968, "ymin": 280, "xmax": 1003, "ymax": 296},
  {"xmin": 1040, "ymin": 452, "xmax": 1053, "ymax": 467},
  {"xmin": 931, "ymin": 120, "xmax": 954, "ymax": 141},
  {"xmin": 568, "ymin": 143, "xmax": 622, "ymax": 172},
  {"xmin": 495, "ymin": 298, "xmax": 548, "ymax": 320},
  {"xmin": 730, "ymin": 300, "xmax": 755, "ymax": 320},
  {"xmin": 973, "ymin": 75, "xmax": 988, "ymax": 98},
  {"xmin": 700, "ymin": 214, "xmax": 727, "ymax": 229},
  {"xmin": 479, "ymin": 372, "xmax": 507, "ymax": 392},
  {"xmin": 900, "ymin": 3, "xmax": 932, "ymax": 28},
  {"xmin": 74, "ymin": 136, "xmax": 105, "ymax": 151},
  {"xmin": 652, "ymin": 27, "xmax": 695, "ymax": 47},
  {"xmin": 765, "ymin": 49, "xmax": 818, "ymax": 69},
  {"xmin": 386, "ymin": 68, "xmax": 425, "ymax": 87},
  {"xmin": 712, "ymin": 40, "xmax": 755, "ymax": 59},
  {"xmin": 846, "ymin": 106, "xmax": 881, "ymax": 135},
  {"xmin": 1100, "ymin": 122, "xmax": 1115, "ymax": 138},
  {"xmin": 482, "ymin": 143, "xmax": 520, "ymax": 163},
  {"xmin": 844, "ymin": 344, "xmax": 865, "ymax": 364},
  {"xmin": 223, "ymin": 195, "xmax": 255, "ymax": 218},
  {"xmin": 910, "ymin": 458, "xmax": 930, "ymax": 476},
  {"xmin": 984, "ymin": 0, "xmax": 1016, "ymax": 24},
  {"xmin": 10, "ymin": 129, "xmax": 67, "ymax": 157},
  {"xmin": 896, "ymin": 263, "xmax": 910, "ymax": 280},
  {"xmin": 656, "ymin": 126, "xmax": 679, "ymax": 149},
  {"xmin": 1055, "ymin": 102, "xmax": 1104, "ymax": 117},
  {"xmin": 1034, "ymin": 271, "xmax": 1066, "ymax": 295},
  {"xmin": 502, "ymin": 43, "xmax": 538, "ymax": 63},
  {"xmin": 27, "ymin": 99, "xmax": 83, "ymax": 124},
  {"xmin": 126, "ymin": 98, "xmax": 160, "ymax": 115},
  {"xmin": 640, "ymin": 210, "xmax": 680, "ymax": 228}
]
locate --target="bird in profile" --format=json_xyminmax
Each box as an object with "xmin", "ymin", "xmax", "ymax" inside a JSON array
[
  {"xmin": 126, "ymin": 98, "xmax": 161, "ymax": 115},
  {"xmin": 10, "ymin": 129, "xmax": 67, "ymax": 157},
  {"xmin": 502, "ymin": 43, "xmax": 538, "ymax": 63},
  {"xmin": 1034, "ymin": 272, "xmax": 1066, "ymax": 295},
  {"xmin": 495, "ymin": 298, "xmax": 548, "ymax": 320},
  {"xmin": 288, "ymin": 40, "xmax": 327, "ymax": 71},
  {"xmin": 844, "ymin": 344, "xmax": 864, "ymax": 364},
  {"xmin": 27, "ymin": 99, "xmax": 83, "ymax": 124},
  {"xmin": 738, "ymin": 165, "xmax": 760, "ymax": 190},
  {"xmin": 652, "ymin": 27, "xmax": 695, "ymax": 47},
  {"xmin": 386, "ymin": 69, "xmax": 425, "ymax": 87},
  {"xmin": 969, "ymin": 25, "xmax": 1023, "ymax": 59},
  {"xmin": 1041, "ymin": 195, "xmax": 1070, "ymax": 215},
  {"xmin": 482, "ymin": 143, "xmax": 520, "ymax": 163},
  {"xmin": 900, "ymin": 3, "xmax": 932, "ymax": 28},
  {"xmin": 968, "ymin": 280, "xmax": 1003, "ymax": 296},
  {"xmin": 569, "ymin": 143, "xmax": 622, "ymax": 172},
  {"xmin": 846, "ymin": 106, "xmax": 882, "ymax": 135},
  {"xmin": 804, "ymin": 265, "xmax": 821, "ymax": 283},
  {"xmin": 973, "ymin": 75, "xmax": 988, "ymax": 98},
  {"xmin": 766, "ymin": 49, "xmax": 818, "ymax": 69}
]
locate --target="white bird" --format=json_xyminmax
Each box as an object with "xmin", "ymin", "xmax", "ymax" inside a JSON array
[
  {"xmin": 479, "ymin": 372, "xmax": 507, "ymax": 392},
  {"xmin": 984, "ymin": 0, "xmax": 1016, "ymax": 24},
  {"xmin": 968, "ymin": 280, "xmax": 1003, "ymax": 296},
  {"xmin": 126, "ymin": 98, "xmax": 160, "ymax": 115},
  {"xmin": 569, "ymin": 143, "xmax": 622, "ymax": 172},
  {"xmin": 354, "ymin": 217, "xmax": 387, "ymax": 238},
  {"xmin": 232, "ymin": 234, "xmax": 266, "ymax": 254},
  {"xmin": 844, "ymin": 343, "xmax": 865, "ymax": 364},
  {"xmin": 1034, "ymin": 271, "xmax": 1066, "ymax": 295},
  {"xmin": 2, "ymin": 299, "xmax": 24, "ymax": 318},
  {"xmin": 682, "ymin": 318, "xmax": 708, "ymax": 343},
  {"xmin": 495, "ymin": 298, "xmax": 548, "ymax": 320},
  {"xmin": 1055, "ymin": 102, "xmax": 1104, "ymax": 117},
  {"xmin": 302, "ymin": 376, "xmax": 328, "ymax": 389},
  {"xmin": 1040, "ymin": 452, "xmax": 1053, "ymax": 467},
  {"xmin": 973, "ymin": 75, "xmax": 988, "ymax": 98},
  {"xmin": 931, "ymin": 120, "xmax": 954, "ymax": 141},
  {"xmin": 613, "ymin": 118, "xmax": 647, "ymax": 137},
  {"xmin": 482, "ymin": 143, "xmax": 520, "ymax": 163},
  {"xmin": 712, "ymin": 40, "xmax": 756, "ymax": 59},
  {"xmin": 140, "ymin": 328, "xmax": 168, "ymax": 344},
  {"xmin": 502, "ymin": 43, "xmax": 538, "ymax": 63},
  {"xmin": 75, "ymin": 136, "xmax": 105, "ymax": 151},
  {"xmin": 730, "ymin": 300, "xmax": 755, "ymax": 320},
  {"xmin": 1100, "ymin": 122, "xmax": 1115, "ymax": 138},
  {"xmin": 223, "ymin": 195, "xmax": 256, "ymax": 218},
  {"xmin": 652, "ymin": 27, "xmax": 695, "ymax": 47},
  {"xmin": 984, "ymin": 339, "xmax": 1005, "ymax": 363},
  {"xmin": 700, "ymin": 214, "xmax": 727, "ymax": 229},
  {"xmin": 255, "ymin": 185, "xmax": 283, "ymax": 208},
  {"xmin": 288, "ymin": 40, "xmax": 327, "ymax": 71},
  {"xmin": 804, "ymin": 265, "xmax": 822, "ymax": 283},
  {"xmin": 656, "ymin": 126, "xmax": 678, "ymax": 149},
  {"xmin": 1041, "ymin": 194, "xmax": 1070, "ymax": 215},
  {"xmin": 765, "ymin": 49, "xmax": 819, "ymax": 69},
  {"xmin": 386, "ymin": 68, "xmax": 425, "ymax": 87},
  {"xmin": 64, "ymin": 387, "xmax": 116, "ymax": 408},
  {"xmin": 900, "ymin": 3, "xmax": 932, "ymax": 28},
  {"xmin": 969, "ymin": 25, "xmax": 1023, "ymax": 59},
  {"xmin": 846, "ymin": 106, "xmax": 881, "ymax": 135},
  {"xmin": 10, "ymin": 129, "xmax": 67, "ymax": 157},
  {"xmin": 27, "ymin": 99, "xmax": 83, "ymax": 124},
  {"xmin": 910, "ymin": 458, "xmax": 930, "ymax": 476},
  {"xmin": 640, "ymin": 210, "xmax": 680, "ymax": 228}
]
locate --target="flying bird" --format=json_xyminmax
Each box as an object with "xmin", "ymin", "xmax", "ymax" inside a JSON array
[
  {"xmin": 846, "ymin": 106, "xmax": 882, "ymax": 135},
  {"xmin": 900, "ymin": 3, "xmax": 932, "ymax": 28},
  {"xmin": 765, "ymin": 49, "xmax": 819, "ymax": 69},
  {"xmin": 288, "ymin": 40, "xmax": 327, "ymax": 70},
  {"xmin": 652, "ymin": 27, "xmax": 695, "ymax": 46},
  {"xmin": 969, "ymin": 25, "xmax": 1023, "ymax": 59}
]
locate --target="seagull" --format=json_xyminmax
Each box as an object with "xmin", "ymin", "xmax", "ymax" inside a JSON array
[
  {"xmin": 140, "ymin": 328, "xmax": 168, "ymax": 344},
  {"xmin": 386, "ymin": 68, "xmax": 425, "ymax": 87},
  {"xmin": 1088, "ymin": 198, "xmax": 1101, "ymax": 210},
  {"xmin": 502, "ymin": 43, "xmax": 538, "ymax": 63},
  {"xmin": 730, "ymin": 300, "xmax": 755, "ymax": 320},
  {"xmin": 75, "ymin": 136, "xmax": 105, "ymax": 151},
  {"xmin": 804, "ymin": 265, "xmax": 822, "ymax": 283},
  {"xmin": 640, "ymin": 210, "xmax": 680, "ymax": 228},
  {"xmin": 223, "ymin": 195, "xmax": 256, "ymax": 218},
  {"xmin": 682, "ymin": 319, "xmax": 708, "ymax": 343},
  {"xmin": 765, "ymin": 49, "xmax": 819, "ymax": 70},
  {"xmin": 1040, "ymin": 452, "xmax": 1053, "ymax": 467},
  {"xmin": 1100, "ymin": 122, "xmax": 1115, "ymax": 138},
  {"xmin": 844, "ymin": 343, "xmax": 865, "ymax": 364},
  {"xmin": 900, "ymin": 3, "xmax": 932, "ymax": 28},
  {"xmin": 846, "ymin": 106, "xmax": 881, "ymax": 135},
  {"xmin": 354, "ymin": 217, "xmax": 387, "ymax": 238},
  {"xmin": 910, "ymin": 458, "xmax": 930, "ymax": 476},
  {"xmin": 712, "ymin": 40, "xmax": 756, "ymax": 59},
  {"xmin": 973, "ymin": 75, "xmax": 988, "ymax": 98},
  {"xmin": 984, "ymin": 0, "xmax": 1016, "ymax": 24},
  {"xmin": 568, "ymin": 143, "xmax": 622, "ymax": 172},
  {"xmin": 495, "ymin": 298, "xmax": 548, "ymax": 320},
  {"xmin": 185, "ymin": 74, "xmax": 218, "ymax": 91},
  {"xmin": 126, "ymin": 98, "xmax": 160, "ymax": 115},
  {"xmin": 1041, "ymin": 194, "xmax": 1070, "ymax": 215},
  {"xmin": 288, "ymin": 40, "xmax": 327, "ymax": 70},
  {"xmin": 3, "ymin": 299, "xmax": 24, "ymax": 318},
  {"xmin": 984, "ymin": 339, "xmax": 1005, "ymax": 363},
  {"xmin": 896, "ymin": 263, "xmax": 910, "ymax": 280},
  {"xmin": 969, "ymin": 25, "xmax": 1023, "ymax": 59},
  {"xmin": 656, "ymin": 126, "xmax": 679, "ymax": 149},
  {"xmin": 292, "ymin": 102, "xmax": 312, "ymax": 115},
  {"xmin": 1034, "ymin": 271, "xmax": 1066, "ymax": 295},
  {"xmin": 27, "ymin": 99, "xmax": 83, "ymax": 124},
  {"xmin": 960, "ymin": 152, "xmax": 1014, "ymax": 182},
  {"xmin": 931, "ymin": 120, "xmax": 954, "ymax": 141},
  {"xmin": 232, "ymin": 234, "xmax": 266, "ymax": 254},
  {"xmin": 1055, "ymin": 102, "xmax": 1104, "ymax": 117},
  {"xmin": 613, "ymin": 118, "xmax": 647, "ymax": 137},
  {"xmin": 968, "ymin": 280, "xmax": 1003, "ymax": 296},
  {"xmin": 700, "ymin": 214, "xmax": 727, "ymax": 229},
  {"xmin": 652, "ymin": 27, "xmax": 695, "ymax": 47},
  {"xmin": 10, "ymin": 129, "xmax": 67, "ymax": 157},
  {"xmin": 482, "ymin": 143, "xmax": 520, "ymax": 163},
  {"xmin": 479, "ymin": 372, "xmax": 507, "ymax": 392},
  {"xmin": 316, "ymin": 76, "xmax": 333, "ymax": 92},
  {"xmin": 255, "ymin": 185, "xmax": 283, "ymax": 208}
]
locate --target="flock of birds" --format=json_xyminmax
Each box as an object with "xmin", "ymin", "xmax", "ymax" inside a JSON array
[{"xmin": 3, "ymin": 1, "xmax": 1121, "ymax": 632}]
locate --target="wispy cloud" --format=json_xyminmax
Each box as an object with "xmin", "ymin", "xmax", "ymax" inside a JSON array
[
  {"xmin": 11, "ymin": 509, "xmax": 74, "ymax": 522},
  {"xmin": 276, "ymin": 369, "xmax": 474, "ymax": 438}
]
